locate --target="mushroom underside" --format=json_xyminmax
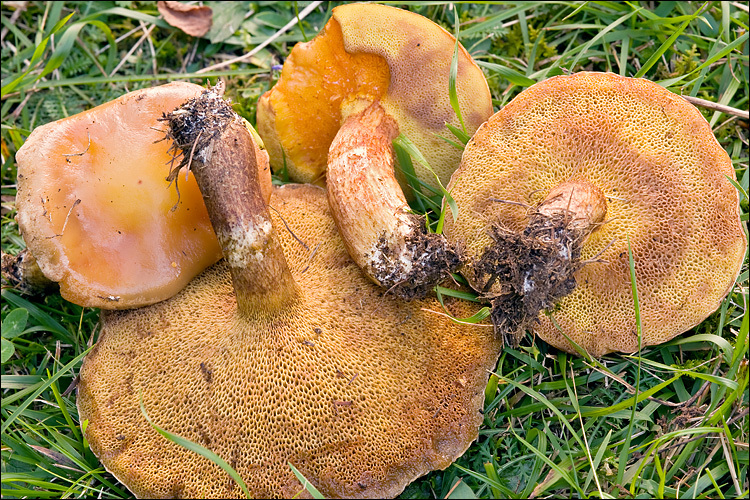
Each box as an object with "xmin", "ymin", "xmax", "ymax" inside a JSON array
[
  {"xmin": 445, "ymin": 72, "xmax": 746, "ymax": 356},
  {"xmin": 77, "ymin": 184, "xmax": 501, "ymax": 499}
]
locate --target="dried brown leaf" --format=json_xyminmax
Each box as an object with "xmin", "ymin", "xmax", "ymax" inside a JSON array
[{"xmin": 157, "ymin": 1, "xmax": 212, "ymax": 37}]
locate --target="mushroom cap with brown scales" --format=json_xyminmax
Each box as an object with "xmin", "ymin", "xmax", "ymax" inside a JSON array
[
  {"xmin": 14, "ymin": 82, "xmax": 231, "ymax": 308},
  {"xmin": 443, "ymin": 72, "xmax": 747, "ymax": 357},
  {"xmin": 256, "ymin": 2, "xmax": 492, "ymax": 189},
  {"xmin": 77, "ymin": 184, "xmax": 501, "ymax": 499}
]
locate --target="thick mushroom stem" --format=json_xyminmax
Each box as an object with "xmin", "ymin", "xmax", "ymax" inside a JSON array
[
  {"xmin": 327, "ymin": 102, "xmax": 461, "ymax": 300},
  {"xmin": 165, "ymin": 89, "xmax": 299, "ymax": 316},
  {"xmin": 537, "ymin": 180, "xmax": 607, "ymax": 232}
]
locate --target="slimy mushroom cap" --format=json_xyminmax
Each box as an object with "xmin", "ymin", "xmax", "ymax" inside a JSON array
[{"xmin": 15, "ymin": 82, "xmax": 226, "ymax": 308}]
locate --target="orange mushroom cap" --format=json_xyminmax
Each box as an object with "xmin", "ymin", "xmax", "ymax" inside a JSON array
[
  {"xmin": 257, "ymin": 3, "xmax": 492, "ymax": 189},
  {"xmin": 444, "ymin": 72, "xmax": 747, "ymax": 356},
  {"xmin": 14, "ymin": 82, "xmax": 232, "ymax": 309}
]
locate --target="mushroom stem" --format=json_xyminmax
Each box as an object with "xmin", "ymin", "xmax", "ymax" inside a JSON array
[
  {"xmin": 327, "ymin": 101, "xmax": 461, "ymax": 299},
  {"xmin": 537, "ymin": 180, "xmax": 607, "ymax": 232},
  {"xmin": 165, "ymin": 88, "xmax": 299, "ymax": 316}
]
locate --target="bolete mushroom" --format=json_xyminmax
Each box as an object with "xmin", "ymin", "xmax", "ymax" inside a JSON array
[
  {"xmin": 77, "ymin": 88, "xmax": 501, "ymax": 498},
  {"xmin": 13, "ymin": 82, "xmax": 241, "ymax": 308},
  {"xmin": 257, "ymin": 3, "xmax": 493, "ymax": 299},
  {"xmin": 443, "ymin": 72, "xmax": 747, "ymax": 356}
]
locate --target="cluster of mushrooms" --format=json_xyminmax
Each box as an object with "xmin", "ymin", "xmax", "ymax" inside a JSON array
[{"xmin": 4, "ymin": 4, "xmax": 746, "ymax": 498}]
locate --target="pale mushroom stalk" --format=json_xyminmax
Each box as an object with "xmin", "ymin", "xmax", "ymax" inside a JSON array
[
  {"xmin": 163, "ymin": 88, "xmax": 298, "ymax": 316},
  {"xmin": 327, "ymin": 101, "xmax": 460, "ymax": 299}
]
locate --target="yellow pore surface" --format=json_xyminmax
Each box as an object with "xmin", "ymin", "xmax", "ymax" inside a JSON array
[
  {"xmin": 15, "ymin": 82, "xmax": 222, "ymax": 308},
  {"xmin": 445, "ymin": 72, "xmax": 746, "ymax": 356},
  {"xmin": 77, "ymin": 184, "xmax": 501, "ymax": 499},
  {"xmin": 258, "ymin": 3, "xmax": 492, "ymax": 189}
]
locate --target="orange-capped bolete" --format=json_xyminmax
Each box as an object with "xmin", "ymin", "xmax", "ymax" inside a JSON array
[
  {"xmin": 12, "ymin": 82, "xmax": 236, "ymax": 308},
  {"xmin": 77, "ymin": 87, "xmax": 501, "ymax": 498},
  {"xmin": 257, "ymin": 3, "xmax": 493, "ymax": 299},
  {"xmin": 443, "ymin": 72, "xmax": 747, "ymax": 357}
]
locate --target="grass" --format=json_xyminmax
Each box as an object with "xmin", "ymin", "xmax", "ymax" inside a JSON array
[{"xmin": 1, "ymin": 1, "xmax": 748, "ymax": 498}]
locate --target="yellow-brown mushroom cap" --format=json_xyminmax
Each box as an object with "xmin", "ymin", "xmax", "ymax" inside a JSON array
[
  {"xmin": 15, "ymin": 82, "xmax": 225, "ymax": 308},
  {"xmin": 444, "ymin": 72, "xmax": 746, "ymax": 357},
  {"xmin": 77, "ymin": 184, "xmax": 501, "ymax": 499},
  {"xmin": 256, "ymin": 3, "xmax": 492, "ymax": 189}
]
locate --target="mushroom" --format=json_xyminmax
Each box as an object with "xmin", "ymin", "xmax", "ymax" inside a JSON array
[
  {"xmin": 257, "ymin": 3, "xmax": 493, "ymax": 299},
  {"xmin": 13, "ymin": 82, "xmax": 252, "ymax": 308},
  {"xmin": 77, "ymin": 87, "xmax": 501, "ymax": 498},
  {"xmin": 443, "ymin": 72, "xmax": 747, "ymax": 356}
]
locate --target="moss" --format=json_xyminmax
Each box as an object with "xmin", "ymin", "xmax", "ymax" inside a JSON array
[
  {"xmin": 655, "ymin": 44, "xmax": 700, "ymax": 79},
  {"xmin": 490, "ymin": 23, "xmax": 557, "ymax": 65}
]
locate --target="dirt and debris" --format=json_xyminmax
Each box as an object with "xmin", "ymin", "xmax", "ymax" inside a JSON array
[
  {"xmin": 1, "ymin": 249, "xmax": 57, "ymax": 295},
  {"xmin": 475, "ymin": 210, "xmax": 586, "ymax": 347},
  {"xmin": 368, "ymin": 217, "xmax": 462, "ymax": 301},
  {"xmin": 159, "ymin": 83, "xmax": 234, "ymax": 207},
  {"xmin": 160, "ymin": 83, "xmax": 233, "ymax": 172}
]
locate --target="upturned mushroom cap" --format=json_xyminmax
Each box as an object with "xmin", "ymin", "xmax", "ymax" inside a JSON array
[
  {"xmin": 256, "ymin": 2, "xmax": 492, "ymax": 189},
  {"xmin": 14, "ymin": 82, "xmax": 231, "ymax": 308},
  {"xmin": 258, "ymin": 3, "xmax": 492, "ymax": 299},
  {"xmin": 77, "ymin": 184, "xmax": 501, "ymax": 498},
  {"xmin": 444, "ymin": 72, "xmax": 746, "ymax": 356}
]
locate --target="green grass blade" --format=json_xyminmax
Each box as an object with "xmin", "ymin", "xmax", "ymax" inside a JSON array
[
  {"xmin": 452, "ymin": 463, "xmax": 515, "ymax": 498},
  {"xmin": 634, "ymin": 9, "xmax": 702, "ymax": 78},
  {"xmin": 511, "ymin": 427, "xmax": 583, "ymax": 496},
  {"xmin": 567, "ymin": 8, "xmax": 642, "ymax": 72},
  {"xmin": 288, "ymin": 462, "xmax": 324, "ymax": 499},
  {"xmin": 392, "ymin": 133, "xmax": 458, "ymax": 230},
  {"xmin": 520, "ymin": 427, "xmax": 548, "ymax": 497},
  {"xmin": 622, "ymin": 237, "xmax": 643, "ymax": 490},
  {"xmin": 139, "ymin": 393, "xmax": 252, "ymax": 499},
  {"xmin": 393, "ymin": 137, "xmax": 427, "ymax": 213},
  {"xmin": 434, "ymin": 286, "xmax": 481, "ymax": 302},
  {"xmin": 1, "ymin": 347, "xmax": 92, "ymax": 434},
  {"xmin": 449, "ymin": 5, "xmax": 467, "ymax": 135},
  {"xmin": 476, "ymin": 60, "xmax": 536, "ymax": 87}
]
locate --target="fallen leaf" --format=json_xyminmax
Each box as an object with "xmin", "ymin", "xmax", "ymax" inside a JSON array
[{"xmin": 157, "ymin": 1, "xmax": 213, "ymax": 37}]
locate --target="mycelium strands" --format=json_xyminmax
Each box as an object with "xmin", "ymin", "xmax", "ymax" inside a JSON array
[{"xmin": 475, "ymin": 180, "xmax": 608, "ymax": 346}]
